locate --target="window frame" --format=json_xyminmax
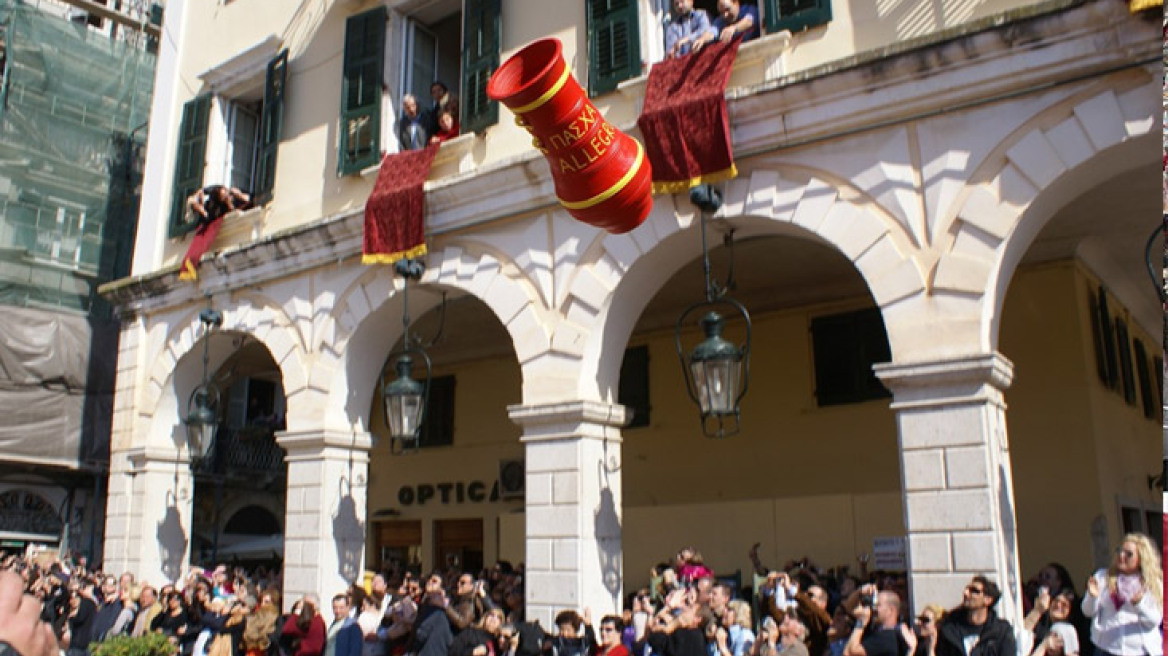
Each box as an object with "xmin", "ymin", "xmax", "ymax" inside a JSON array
[
  {"xmin": 587, "ymin": 0, "xmax": 642, "ymax": 97},
  {"xmin": 339, "ymin": 6, "xmax": 388, "ymax": 176},
  {"xmin": 168, "ymin": 94, "xmax": 212, "ymax": 237},
  {"xmin": 809, "ymin": 307, "xmax": 892, "ymax": 407},
  {"xmin": 763, "ymin": 0, "xmax": 832, "ymax": 34}
]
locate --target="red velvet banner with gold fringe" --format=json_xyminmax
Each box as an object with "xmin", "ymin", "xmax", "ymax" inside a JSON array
[
  {"xmin": 363, "ymin": 144, "xmax": 439, "ymax": 265},
  {"xmin": 637, "ymin": 38, "xmax": 742, "ymax": 195}
]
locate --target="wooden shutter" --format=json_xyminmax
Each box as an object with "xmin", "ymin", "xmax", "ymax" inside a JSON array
[
  {"xmin": 587, "ymin": 0, "xmax": 640, "ymax": 97},
  {"xmin": 253, "ymin": 49, "xmax": 288, "ymax": 205},
  {"xmin": 462, "ymin": 0, "xmax": 501, "ymax": 134},
  {"xmin": 168, "ymin": 94, "xmax": 210, "ymax": 236},
  {"xmin": 339, "ymin": 7, "xmax": 386, "ymax": 175},
  {"xmin": 764, "ymin": 0, "xmax": 832, "ymax": 34}
]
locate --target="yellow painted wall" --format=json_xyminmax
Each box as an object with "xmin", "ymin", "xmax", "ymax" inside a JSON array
[
  {"xmin": 1001, "ymin": 261, "xmax": 1162, "ymax": 584},
  {"xmin": 359, "ymin": 260, "xmax": 1158, "ymax": 587}
]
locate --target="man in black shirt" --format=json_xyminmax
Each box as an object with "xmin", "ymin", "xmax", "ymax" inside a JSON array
[
  {"xmin": 935, "ymin": 577, "xmax": 1015, "ymax": 656},
  {"xmin": 845, "ymin": 590, "xmax": 915, "ymax": 656}
]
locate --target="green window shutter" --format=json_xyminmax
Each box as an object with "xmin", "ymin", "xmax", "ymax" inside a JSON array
[
  {"xmin": 339, "ymin": 7, "xmax": 386, "ymax": 175},
  {"xmin": 168, "ymin": 94, "xmax": 211, "ymax": 236},
  {"xmin": 462, "ymin": 0, "xmax": 500, "ymax": 134},
  {"xmin": 253, "ymin": 49, "xmax": 288, "ymax": 206},
  {"xmin": 587, "ymin": 0, "xmax": 640, "ymax": 97},
  {"xmin": 764, "ymin": 0, "xmax": 832, "ymax": 34}
]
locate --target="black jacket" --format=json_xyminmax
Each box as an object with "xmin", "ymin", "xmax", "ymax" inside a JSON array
[{"xmin": 936, "ymin": 609, "xmax": 1015, "ymax": 656}]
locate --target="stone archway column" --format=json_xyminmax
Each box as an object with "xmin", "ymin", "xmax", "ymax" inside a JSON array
[
  {"xmin": 508, "ymin": 401, "xmax": 627, "ymax": 627},
  {"xmin": 275, "ymin": 429, "xmax": 372, "ymax": 612},
  {"xmin": 104, "ymin": 446, "xmax": 194, "ymax": 586},
  {"xmin": 874, "ymin": 352, "xmax": 1023, "ymax": 627}
]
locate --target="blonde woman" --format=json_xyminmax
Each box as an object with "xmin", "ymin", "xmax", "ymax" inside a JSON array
[
  {"xmin": 1081, "ymin": 533, "xmax": 1163, "ymax": 656},
  {"xmin": 716, "ymin": 599, "xmax": 755, "ymax": 656}
]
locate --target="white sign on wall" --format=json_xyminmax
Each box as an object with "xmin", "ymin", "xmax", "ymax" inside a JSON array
[{"xmin": 872, "ymin": 536, "xmax": 907, "ymax": 571}]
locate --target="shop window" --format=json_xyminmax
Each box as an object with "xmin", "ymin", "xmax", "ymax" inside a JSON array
[
  {"xmin": 376, "ymin": 519, "xmax": 422, "ymax": 574},
  {"xmin": 1133, "ymin": 338, "xmax": 1156, "ymax": 419},
  {"xmin": 587, "ymin": 0, "xmax": 641, "ymax": 96},
  {"xmin": 619, "ymin": 345, "xmax": 651, "ymax": 428},
  {"xmin": 1114, "ymin": 318, "xmax": 1136, "ymax": 406},
  {"xmin": 169, "ymin": 50, "xmax": 288, "ymax": 235},
  {"xmin": 763, "ymin": 0, "xmax": 831, "ymax": 34},
  {"xmin": 1119, "ymin": 500, "xmax": 1163, "ymax": 551},
  {"xmin": 1092, "ymin": 287, "xmax": 1120, "ymax": 392},
  {"xmin": 419, "ymin": 375, "xmax": 455, "ymax": 448},
  {"xmin": 1086, "ymin": 287, "xmax": 1110, "ymax": 387},
  {"xmin": 811, "ymin": 307, "xmax": 891, "ymax": 407}
]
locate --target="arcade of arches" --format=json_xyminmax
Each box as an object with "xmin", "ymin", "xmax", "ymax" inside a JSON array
[{"xmin": 100, "ymin": 9, "xmax": 1162, "ymax": 631}]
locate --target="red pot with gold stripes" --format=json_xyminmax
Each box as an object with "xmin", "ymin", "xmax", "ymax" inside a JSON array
[{"xmin": 487, "ymin": 38, "xmax": 653, "ymax": 234}]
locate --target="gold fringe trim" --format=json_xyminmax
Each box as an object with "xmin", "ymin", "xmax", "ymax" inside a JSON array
[
  {"xmin": 651, "ymin": 164, "xmax": 739, "ymax": 195},
  {"xmin": 1128, "ymin": 0, "xmax": 1161, "ymax": 12},
  {"xmin": 178, "ymin": 259, "xmax": 198, "ymax": 282},
  {"xmin": 362, "ymin": 242, "xmax": 428, "ymax": 265}
]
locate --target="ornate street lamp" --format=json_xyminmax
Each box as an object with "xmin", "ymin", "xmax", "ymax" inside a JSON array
[
  {"xmin": 674, "ymin": 185, "xmax": 752, "ymax": 438},
  {"xmin": 380, "ymin": 258, "xmax": 432, "ymax": 454},
  {"xmin": 184, "ymin": 302, "xmax": 223, "ymax": 465}
]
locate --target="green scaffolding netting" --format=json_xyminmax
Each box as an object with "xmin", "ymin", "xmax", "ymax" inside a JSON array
[{"xmin": 0, "ymin": 0, "xmax": 155, "ymax": 315}]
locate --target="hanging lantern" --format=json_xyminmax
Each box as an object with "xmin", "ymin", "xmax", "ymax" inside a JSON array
[
  {"xmin": 182, "ymin": 305, "xmax": 222, "ymax": 465},
  {"xmin": 382, "ymin": 352, "xmax": 429, "ymax": 450}
]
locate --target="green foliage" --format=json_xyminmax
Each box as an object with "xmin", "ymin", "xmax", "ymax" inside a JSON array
[{"xmin": 90, "ymin": 634, "xmax": 178, "ymax": 656}]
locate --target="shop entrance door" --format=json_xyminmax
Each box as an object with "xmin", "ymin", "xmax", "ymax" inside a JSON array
[{"xmin": 434, "ymin": 518, "xmax": 483, "ymax": 575}]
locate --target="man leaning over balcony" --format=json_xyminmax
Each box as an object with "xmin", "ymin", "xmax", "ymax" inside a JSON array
[{"xmin": 665, "ymin": 0, "xmax": 716, "ymax": 58}]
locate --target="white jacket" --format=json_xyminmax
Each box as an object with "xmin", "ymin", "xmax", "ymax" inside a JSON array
[{"xmin": 1080, "ymin": 569, "xmax": 1163, "ymax": 656}]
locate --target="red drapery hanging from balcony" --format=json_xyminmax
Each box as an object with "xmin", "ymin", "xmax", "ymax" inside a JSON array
[
  {"xmin": 637, "ymin": 38, "xmax": 742, "ymax": 195},
  {"xmin": 363, "ymin": 144, "xmax": 440, "ymax": 265}
]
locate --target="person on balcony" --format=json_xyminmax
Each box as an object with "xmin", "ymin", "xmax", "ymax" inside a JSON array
[
  {"xmin": 179, "ymin": 185, "xmax": 251, "ymax": 282},
  {"xmin": 398, "ymin": 94, "xmax": 431, "ymax": 151},
  {"xmin": 665, "ymin": 0, "xmax": 716, "ymax": 58},
  {"xmin": 712, "ymin": 0, "xmax": 759, "ymax": 44}
]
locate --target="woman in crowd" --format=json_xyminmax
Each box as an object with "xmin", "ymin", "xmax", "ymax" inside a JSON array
[
  {"xmin": 912, "ymin": 604, "xmax": 945, "ymax": 656},
  {"xmin": 152, "ymin": 590, "xmax": 190, "ymax": 642},
  {"xmin": 1081, "ymin": 533, "xmax": 1162, "ymax": 656},
  {"xmin": 281, "ymin": 596, "xmax": 327, "ymax": 656},
  {"xmin": 450, "ymin": 607, "xmax": 505, "ymax": 656},
  {"xmin": 717, "ymin": 600, "xmax": 755, "ymax": 656},
  {"xmin": 242, "ymin": 593, "xmax": 279, "ymax": 656}
]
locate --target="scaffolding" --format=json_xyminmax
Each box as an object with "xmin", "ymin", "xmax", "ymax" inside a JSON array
[{"xmin": 0, "ymin": 0, "xmax": 155, "ymax": 314}]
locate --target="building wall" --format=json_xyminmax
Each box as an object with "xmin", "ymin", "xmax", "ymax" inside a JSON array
[
  {"xmin": 136, "ymin": 0, "xmax": 1073, "ymax": 274},
  {"xmin": 360, "ymin": 261, "xmax": 1159, "ymax": 590}
]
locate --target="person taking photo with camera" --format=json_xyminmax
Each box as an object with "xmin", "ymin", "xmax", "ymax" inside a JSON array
[{"xmin": 844, "ymin": 587, "xmax": 915, "ymax": 656}]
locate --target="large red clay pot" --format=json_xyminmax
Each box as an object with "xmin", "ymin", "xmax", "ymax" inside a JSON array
[{"xmin": 487, "ymin": 38, "xmax": 653, "ymax": 234}]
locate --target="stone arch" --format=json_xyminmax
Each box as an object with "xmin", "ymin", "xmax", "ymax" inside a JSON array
[
  {"xmin": 141, "ymin": 292, "xmax": 308, "ymax": 445},
  {"xmin": 568, "ymin": 166, "xmax": 924, "ymax": 400},
  {"xmin": 222, "ymin": 503, "xmax": 282, "ymax": 534},
  {"xmin": 940, "ymin": 82, "xmax": 1159, "ymax": 350},
  {"xmin": 317, "ymin": 243, "xmax": 549, "ymax": 431}
]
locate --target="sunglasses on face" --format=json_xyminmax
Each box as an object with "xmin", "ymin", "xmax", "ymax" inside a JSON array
[
  {"xmin": 965, "ymin": 586, "xmax": 984, "ymax": 595},
  {"xmin": 915, "ymin": 617, "xmax": 932, "ymax": 625}
]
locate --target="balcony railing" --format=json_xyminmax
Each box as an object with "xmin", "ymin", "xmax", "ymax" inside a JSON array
[{"xmin": 193, "ymin": 424, "xmax": 286, "ymax": 479}]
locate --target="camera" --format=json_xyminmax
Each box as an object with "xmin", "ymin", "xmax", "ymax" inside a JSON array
[{"xmin": 860, "ymin": 592, "xmax": 877, "ymax": 607}]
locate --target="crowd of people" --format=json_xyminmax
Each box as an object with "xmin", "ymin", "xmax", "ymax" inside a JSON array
[{"xmin": 0, "ymin": 533, "xmax": 1161, "ymax": 656}]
